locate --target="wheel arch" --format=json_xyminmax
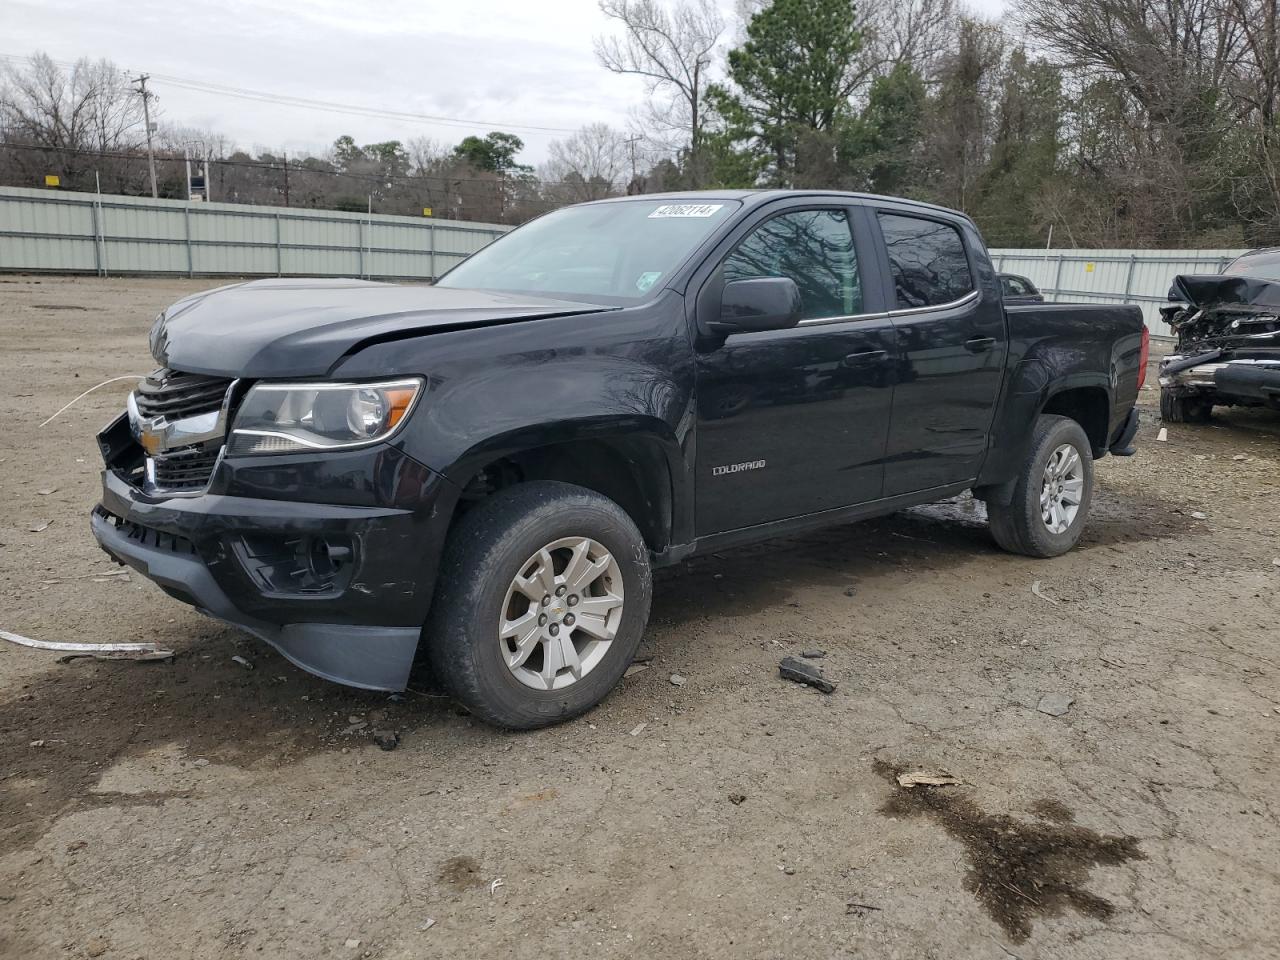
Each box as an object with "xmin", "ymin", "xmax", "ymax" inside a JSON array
[
  {"xmin": 443, "ymin": 418, "xmax": 684, "ymax": 553},
  {"xmin": 1039, "ymin": 384, "xmax": 1112, "ymax": 457}
]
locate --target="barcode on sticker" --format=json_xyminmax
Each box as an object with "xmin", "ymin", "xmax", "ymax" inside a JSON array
[{"xmin": 648, "ymin": 203, "xmax": 724, "ymax": 219}]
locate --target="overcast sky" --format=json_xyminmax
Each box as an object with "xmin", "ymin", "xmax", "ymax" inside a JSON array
[{"xmin": 1, "ymin": 0, "xmax": 1009, "ymax": 164}]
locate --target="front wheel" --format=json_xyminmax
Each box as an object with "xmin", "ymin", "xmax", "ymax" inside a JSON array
[
  {"xmin": 987, "ymin": 414, "xmax": 1094, "ymax": 558},
  {"xmin": 425, "ymin": 481, "xmax": 652, "ymax": 729}
]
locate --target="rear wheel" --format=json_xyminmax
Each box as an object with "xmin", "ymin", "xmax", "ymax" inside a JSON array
[
  {"xmin": 425, "ymin": 481, "xmax": 652, "ymax": 729},
  {"xmin": 1160, "ymin": 387, "xmax": 1212, "ymax": 423},
  {"xmin": 988, "ymin": 414, "xmax": 1094, "ymax": 558}
]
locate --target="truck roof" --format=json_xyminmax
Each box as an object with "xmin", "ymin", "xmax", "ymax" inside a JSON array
[{"xmin": 586, "ymin": 189, "xmax": 973, "ymax": 223}]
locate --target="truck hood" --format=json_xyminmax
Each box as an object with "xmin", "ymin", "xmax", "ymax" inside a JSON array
[
  {"xmin": 1167, "ymin": 274, "xmax": 1280, "ymax": 352},
  {"xmin": 152, "ymin": 278, "xmax": 610, "ymax": 378}
]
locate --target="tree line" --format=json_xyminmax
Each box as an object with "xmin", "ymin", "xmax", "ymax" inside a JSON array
[{"xmin": 2, "ymin": 0, "xmax": 1278, "ymax": 247}]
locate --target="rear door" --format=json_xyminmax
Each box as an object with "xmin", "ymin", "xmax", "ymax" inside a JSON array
[
  {"xmin": 871, "ymin": 208, "xmax": 1008, "ymax": 496},
  {"xmin": 692, "ymin": 200, "xmax": 897, "ymax": 536}
]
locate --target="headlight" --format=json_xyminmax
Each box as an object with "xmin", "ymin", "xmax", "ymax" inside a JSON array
[{"xmin": 228, "ymin": 378, "xmax": 423, "ymax": 455}]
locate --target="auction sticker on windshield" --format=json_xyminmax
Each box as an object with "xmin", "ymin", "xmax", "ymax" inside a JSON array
[{"xmin": 648, "ymin": 203, "xmax": 725, "ymax": 218}]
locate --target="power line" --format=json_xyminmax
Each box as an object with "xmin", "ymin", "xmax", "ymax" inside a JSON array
[{"xmin": 0, "ymin": 52, "xmax": 579, "ymax": 137}]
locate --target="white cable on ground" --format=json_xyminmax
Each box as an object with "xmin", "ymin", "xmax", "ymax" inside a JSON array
[{"xmin": 39, "ymin": 374, "xmax": 146, "ymax": 427}]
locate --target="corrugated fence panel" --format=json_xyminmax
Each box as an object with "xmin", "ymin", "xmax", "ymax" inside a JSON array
[
  {"xmin": 2, "ymin": 190, "xmax": 1253, "ymax": 326},
  {"xmin": 990, "ymin": 248, "xmax": 1247, "ymax": 338},
  {"xmin": 0, "ymin": 185, "xmax": 508, "ymax": 281}
]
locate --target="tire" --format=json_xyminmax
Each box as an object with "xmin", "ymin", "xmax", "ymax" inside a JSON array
[
  {"xmin": 988, "ymin": 414, "xmax": 1094, "ymax": 558},
  {"xmin": 1160, "ymin": 387, "xmax": 1212, "ymax": 423},
  {"xmin": 425, "ymin": 481, "xmax": 652, "ymax": 729}
]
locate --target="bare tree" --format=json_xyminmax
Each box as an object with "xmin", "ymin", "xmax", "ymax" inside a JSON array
[
  {"xmin": 859, "ymin": 0, "xmax": 958, "ymax": 84},
  {"xmin": 594, "ymin": 0, "xmax": 724, "ymax": 175},
  {"xmin": 0, "ymin": 52, "xmax": 147, "ymax": 190},
  {"xmin": 541, "ymin": 123, "xmax": 628, "ymax": 201}
]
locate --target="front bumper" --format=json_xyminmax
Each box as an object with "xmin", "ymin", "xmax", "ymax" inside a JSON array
[
  {"xmin": 91, "ymin": 447, "xmax": 458, "ymax": 691},
  {"xmin": 1161, "ymin": 355, "xmax": 1280, "ymax": 406}
]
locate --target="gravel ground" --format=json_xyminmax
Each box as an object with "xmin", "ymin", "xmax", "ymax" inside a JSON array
[{"xmin": 1, "ymin": 275, "xmax": 1278, "ymax": 960}]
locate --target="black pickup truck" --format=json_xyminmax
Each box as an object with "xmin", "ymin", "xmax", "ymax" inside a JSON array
[{"xmin": 92, "ymin": 191, "xmax": 1145, "ymax": 728}]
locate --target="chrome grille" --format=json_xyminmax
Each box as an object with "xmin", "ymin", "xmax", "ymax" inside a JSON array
[
  {"xmin": 127, "ymin": 368, "xmax": 236, "ymax": 495},
  {"xmin": 134, "ymin": 368, "xmax": 233, "ymax": 422},
  {"xmin": 152, "ymin": 446, "xmax": 223, "ymax": 492}
]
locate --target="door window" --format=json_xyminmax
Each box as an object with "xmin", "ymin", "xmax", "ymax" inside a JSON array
[
  {"xmin": 878, "ymin": 213, "xmax": 974, "ymax": 309},
  {"xmin": 723, "ymin": 209, "xmax": 861, "ymax": 321},
  {"xmin": 1002, "ymin": 275, "xmax": 1030, "ymax": 296}
]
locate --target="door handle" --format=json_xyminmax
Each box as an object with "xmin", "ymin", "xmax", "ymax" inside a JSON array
[
  {"xmin": 965, "ymin": 337, "xmax": 996, "ymax": 353},
  {"xmin": 842, "ymin": 349, "xmax": 887, "ymax": 366}
]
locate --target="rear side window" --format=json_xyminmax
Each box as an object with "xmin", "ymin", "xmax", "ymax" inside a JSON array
[
  {"xmin": 1002, "ymin": 275, "xmax": 1030, "ymax": 296},
  {"xmin": 723, "ymin": 209, "xmax": 862, "ymax": 320},
  {"xmin": 878, "ymin": 213, "xmax": 974, "ymax": 309}
]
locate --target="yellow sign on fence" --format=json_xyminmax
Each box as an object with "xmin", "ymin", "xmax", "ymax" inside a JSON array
[
  {"xmin": 44, "ymin": 174, "xmax": 60, "ymax": 187},
  {"xmin": 422, "ymin": 207, "xmax": 433, "ymax": 217}
]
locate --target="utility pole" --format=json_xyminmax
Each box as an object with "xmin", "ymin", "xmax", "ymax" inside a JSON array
[
  {"xmin": 132, "ymin": 74, "xmax": 158, "ymax": 198},
  {"xmin": 623, "ymin": 135, "xmax": 642, "ymax": 195},
  {"xmin": 282, "ymin": 150, "xmax": 290, "ymax": 207}
]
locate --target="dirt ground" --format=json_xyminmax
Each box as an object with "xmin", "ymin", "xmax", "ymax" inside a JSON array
[{"xmin": 1, "ymin": 275, "xmax": 1278, "ymax": 960}]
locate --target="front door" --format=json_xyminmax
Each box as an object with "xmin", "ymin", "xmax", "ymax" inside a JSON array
[
  {"xmin": 693, "ymin": 204, "xmax": 897, "ymax": 537},
  {"xmin": 871, "ymin": 209, "xmax": 1008, "ymax": 496}
]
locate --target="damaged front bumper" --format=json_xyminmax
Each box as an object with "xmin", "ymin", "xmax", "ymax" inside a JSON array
[
  {"xmin": 1160, "ymin": 356, "xmax": 1280, "ymax": 407},
  {"xmin": 91, "ymin": 445, "xmax": 457, "ymax": 691}
]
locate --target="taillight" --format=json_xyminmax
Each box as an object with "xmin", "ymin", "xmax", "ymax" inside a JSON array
[{"xmin": 1137, "ymin": 325, "xmax": 1150, "ymax": 390}]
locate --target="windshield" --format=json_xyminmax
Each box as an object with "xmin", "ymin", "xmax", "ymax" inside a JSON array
[
  {"xmin": 436, "ymin": 199, "xmax": 739, "ymax": 301},
  {"xmin": 1224, "ymin": 250, "xmax": 1280, "ymax": 282}
]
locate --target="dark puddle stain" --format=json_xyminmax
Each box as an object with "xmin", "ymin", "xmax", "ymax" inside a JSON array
[
  {"xmin": 874, "ymin": 760, "xmax": 1144, "ymax": 943},
  {"xmin": 0, "ymin": 630, "xmax": 458, "ymax": 857},
  {"xmin": 438, "ymin": 855, "xmax": 484, "ymax": 890},
  {"xmin": 1029, "ymin": 798, "xmax": 1075, "ymax": 824}
]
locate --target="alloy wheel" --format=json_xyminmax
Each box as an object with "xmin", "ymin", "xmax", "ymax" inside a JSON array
[{"xmin": 498, "ymin": 536, "xmax": 624, "ymax": 690}]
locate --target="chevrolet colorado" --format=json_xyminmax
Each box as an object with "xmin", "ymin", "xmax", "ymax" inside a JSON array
[{"xmin": 92, "ymin": 191, "xmax": 1145, "ymax": 728}]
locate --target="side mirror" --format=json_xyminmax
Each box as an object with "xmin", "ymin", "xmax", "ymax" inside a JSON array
[{"xmin": 707, "ymin": 277, "xmax": 802, "ymax": 336}]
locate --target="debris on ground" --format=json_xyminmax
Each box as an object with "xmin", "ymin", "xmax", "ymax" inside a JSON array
[
  {"xmin": 372, "ymin": 729, "xmax": 399, "ymax": 751},
  {"xmin": 623, "ymin": 663, "xmax": 649, "ymax": 678},
  {"xmin": 1191, "ymin": 511, "xmax": 1207, "ymax": 520},
  {"xmin": 801, "ymin": 650, "xmax": 826, "ymax": 659},
  {"xmin": 669, "ymin": 673, "xmax": 686, "ymax": 686},
  {"xmin": 56, "ymin": 647, "xmax": 170, "ymax": 663},
  {"xmin": 629, "ymin": 722, "xmax": 647, "ymax": 737},
  {"xmin": 0, "ymin": 628, "xmax": 173, "ymax": 662},
  {"xmin": 1031, "ymin": 580, "xmax": 1059, "ymax": 605},
  {"xmin": 779, "ymin": 655, "xmax": 836, "ymax": 694},
  {"xmin": 343, "ymin": 939, "xmax": 361, "ymax": 950},
  {"xmin": 419, "ymin": 918, "xmax": 436, "ymax": 931},
  {"xmin": 36, "ymin": 487, "xmax": 57, "ymax": 496},
  {"xmin": 28, "ymin": 521, "xmax": 50, "ymax": 533},
  {"xmin": 1157, "ymin": 427, "xmax": 1169, "ymax": 442},
  {"xmin": 846, "ymin": 901, "xmax": 882, "ymax": 915},
  {"xmin": 728, "ymin": 793, "xmax": 746, "ymax": 805},
  {"xmin": 844, "ymin": 586, "xmax": 857, "ymax": 597},
  {"xmin": 1037, "ymin": 693, "xmax": 1074, "ymax": 717},
  {"xmin": 489, "ymin": 878, "xmax": 504, "ymax": 896},
  {"xmin": 231, "ymin": 655, "xmax": 254, "ymax": 670},
  {"xmin": 896, "ymin": 771, "xmax": 963, "ymax": 788}
]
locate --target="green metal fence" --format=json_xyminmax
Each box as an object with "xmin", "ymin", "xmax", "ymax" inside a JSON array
[{"xmin": 0, "ymin": 186, "xmax": 508, "ymax": 281}]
